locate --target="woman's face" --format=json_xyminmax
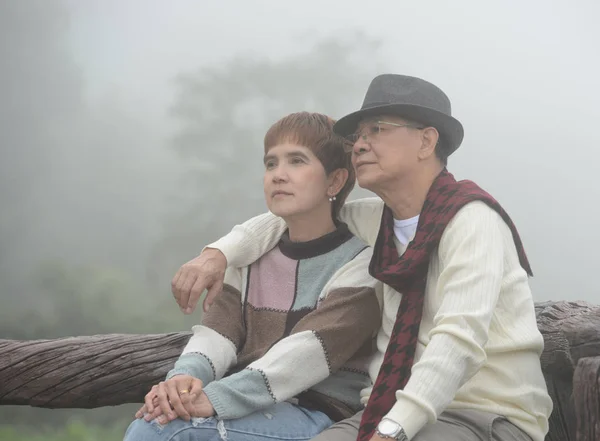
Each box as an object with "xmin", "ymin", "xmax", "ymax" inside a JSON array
[{"xmin": 263, "ymin": 143, "xmax": 334, "ymax": 221}]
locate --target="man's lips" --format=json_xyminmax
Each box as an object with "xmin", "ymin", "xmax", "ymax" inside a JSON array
[{"xmin": 355, "ymin": 161, "xmax": 375, "ymax": 169}]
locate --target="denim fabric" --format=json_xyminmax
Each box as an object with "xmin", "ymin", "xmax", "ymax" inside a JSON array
[{"xmin": 123, "ymin": 402, "xmax": 333, "ymax": 441}]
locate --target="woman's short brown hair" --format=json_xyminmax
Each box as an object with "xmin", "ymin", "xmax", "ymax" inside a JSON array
[{"xmin": 264, "ymin": 112, "xmax": 355, "ymax": 219}]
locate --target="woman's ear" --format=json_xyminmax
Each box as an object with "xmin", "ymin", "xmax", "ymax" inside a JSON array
[{"xmin": 328, "ymin": 168, "xmax": 349, "ymax": 197}]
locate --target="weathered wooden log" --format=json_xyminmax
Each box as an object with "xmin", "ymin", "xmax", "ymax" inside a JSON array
[
  {"xmin": 0, "ymin": 332, "xmax": 191, "ymax": 408},
  {"xmin": 1, "ymin": 300, "xmax": 599, "ymax": 441},
  {"xmin": 573, "ymin": 356, "xmax": 600, "ymax": 441},
  {"xmin": 534, "ymin": 300, "xmax": 600, "ymax": 441}
]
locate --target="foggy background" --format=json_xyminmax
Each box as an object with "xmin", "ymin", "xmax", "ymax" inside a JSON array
[{"xmin": 1, "ymin": 0, "xmax": 598, "ymax": 439}]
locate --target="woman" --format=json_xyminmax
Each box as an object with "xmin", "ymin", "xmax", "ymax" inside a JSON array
[{"xmin": 124, "ymin": 112, "xmax": 382, "ymax": 441}]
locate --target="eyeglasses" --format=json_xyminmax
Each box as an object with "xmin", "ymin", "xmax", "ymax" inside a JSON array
[{"xmin": 343, "ymin": 121, "xmax": 425, "ymax": 152}]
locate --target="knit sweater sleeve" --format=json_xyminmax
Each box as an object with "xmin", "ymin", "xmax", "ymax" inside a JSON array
[
  {"xmin": 204, "ymin": 212, "xmax": 286, "ymax": 269},
  {"xmin": 166, "ymin": 267, "xmax": 245, "ymax": 386},
  {"xmin": 202, "ymin": 248, "xmax": 382, "ymax": 420},
  {"xmin": 384, "ymin": 201, "xmax": 506, "ymax": 440},
  {"xmin": 205, "ymin": 199, "xmax": 385, "ymax": 268},
  {"xmin": 338, "ymin": 198, "xmax": 385, "ymax": 246}
]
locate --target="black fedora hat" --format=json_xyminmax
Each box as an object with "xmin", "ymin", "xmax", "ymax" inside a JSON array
[{"xmin": 333, "ymin": 74, "xmax": 464, "ymax": 155}]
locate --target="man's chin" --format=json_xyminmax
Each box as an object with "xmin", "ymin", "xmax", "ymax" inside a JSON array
[{"xmin": 356, "ymin": 175, "xmax": 378, "ymax": 191}]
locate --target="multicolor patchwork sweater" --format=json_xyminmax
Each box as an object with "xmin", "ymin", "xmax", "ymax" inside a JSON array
[{"xmin": 167, "ymin": 224, "xmax": 383, "ymax": 421}]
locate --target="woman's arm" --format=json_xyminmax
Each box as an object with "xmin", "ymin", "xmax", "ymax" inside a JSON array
[{"xmin": 167, "ymin": 267, "xmax": 246, "ymax": 386}]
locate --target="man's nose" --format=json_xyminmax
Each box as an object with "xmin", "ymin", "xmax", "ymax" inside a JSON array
[{"xmin": 353, "ymin": 136, "xmax": 370, "ymax": 155}]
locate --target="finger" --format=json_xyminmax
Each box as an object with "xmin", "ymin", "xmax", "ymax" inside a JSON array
[
  {"xmin": 144, "ymin": 407, "xmax": 165, "ymax": 422},
  {"xmin": 188, "ymin": 378, "xmax": 204, "ymax": 401},
  {"xmin": 146, "ymin": 405, "xmax": 165, "ymax": 422},
  {"xmin": 173, "ymin": 267, "xmax": 191, "ymax": 310},
  {"xmin": 179, "ymin": 391, "xmax": 194, "ymax": 416},
  {"xmin": 202, "ymin": 278, "xmax": 223, "ymax": 313},
  {"xmin": 186, "ymin": 275, "xmax": 209, "ymax": 314},
  {"xmin": 142, "ymin": 396, "xmax": 163, "ymax": 421},
  {"xmin": 135, "ymin": 404, "xmax": 147, "ymax": 419},
  {"xmin": 182, "ymin": 379, "xmax": 203, "ymax": 412},
  {"xmin": 171, "ymin": 268, "xmax": 184, "ymax": 302},
  {"xmin": 166, "ymin": 380, "xmax": 190, "ymax": 421},
  {"xmin": 156, "ymin": 382, "xmax": 175, "ymax": 422},
  {"xmin": 178, "ymin": 270, "xmax": 198, "ymax": 313},
  {"xmin": 144, "ymin": 385, "xmax": 158, "ymax": 414}
]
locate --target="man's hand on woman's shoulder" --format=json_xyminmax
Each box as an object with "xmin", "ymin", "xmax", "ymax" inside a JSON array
[{"xmin": 171, "ymin": 248, "xmax": 228, "ymax": 314}]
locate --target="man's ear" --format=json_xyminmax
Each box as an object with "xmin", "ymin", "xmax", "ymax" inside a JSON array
[{"xmin": 418, "ymin": 127, "xmax": 439, "ymax": 160}]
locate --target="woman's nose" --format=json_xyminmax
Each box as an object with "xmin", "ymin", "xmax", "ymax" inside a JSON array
[{"xmin": 272, "ymin": 165, "xmax": 288, "ymax": 182}]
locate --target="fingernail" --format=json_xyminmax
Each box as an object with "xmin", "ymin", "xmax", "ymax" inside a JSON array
[
  {"xmin": 185, "ymin": 307, "xmax": 192, "ymax": 314},
  {"xmin": 168, "ymin": 412, "xmax": 175, "ymax": 419}
]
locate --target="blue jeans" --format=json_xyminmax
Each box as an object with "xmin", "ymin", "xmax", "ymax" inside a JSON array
[{"xmin": 123, "ymin": 402, "xmax": 333, "ymax": 441}]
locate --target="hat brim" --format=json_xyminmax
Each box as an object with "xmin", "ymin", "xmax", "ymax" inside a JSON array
[{"xmin": 333, "ymin": 103, "xmax": 464, "ymax": 155}]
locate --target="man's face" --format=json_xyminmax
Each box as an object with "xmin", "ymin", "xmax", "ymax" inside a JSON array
[{"xmin": 348, "ymin": 115, "xmax": 426, "ymax": 192}]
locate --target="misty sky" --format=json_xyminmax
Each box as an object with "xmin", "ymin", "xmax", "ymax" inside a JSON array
[{"xmin": 7, "ymin": 0, "xmax": 600, "ymax": 302}]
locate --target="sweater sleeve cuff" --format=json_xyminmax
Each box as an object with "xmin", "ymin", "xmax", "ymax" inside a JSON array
[
  {"xmin": 166, "ymin": 353, "xmax": 215, "ymax": 386},
  {"xmin": 202, "ymin": 386, "xmax": 228, "ymax": 419},
  {"xmin": 201, "ymin": 368, "xmax": 276, "ymax": 419},
  {"xmin": 384, "ymin": 395, "xmax": 433, "ymax": 441}
]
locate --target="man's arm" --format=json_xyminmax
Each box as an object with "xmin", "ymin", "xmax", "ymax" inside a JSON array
[
  {"xmin": 209, "ymin": 198, "xmax": 385, "ymax": 266},
  {"xmin": 207, "ymin": 212, "xmax": 286, "ymax": 268},
  {"xmin": 172, "ymin": 198, "xmax": 385, "ymax": 313},
  {"xmin": 382, "ymin": 201, "xmax": 506, "ymax": 440},
  {"xmin": 171, "ymin": 212, "xmax": 286, "ymax": 314},
  {"xmin": 339, "ymin": 197, "xmax": 385, "ymax": 246},
  {"xmin": 202, "ymin": 249, "xmax": 383, "ymax": 420}
]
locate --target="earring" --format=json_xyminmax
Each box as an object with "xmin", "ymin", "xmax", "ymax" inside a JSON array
[{"xmin": 328, "ymin": 195, "xmax": 337, "ymax": 202}]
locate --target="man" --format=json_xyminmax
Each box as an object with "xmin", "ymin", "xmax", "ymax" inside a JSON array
[{"xmin": 171, "ymin": 74, "xmax": 553, "ymax": 441}]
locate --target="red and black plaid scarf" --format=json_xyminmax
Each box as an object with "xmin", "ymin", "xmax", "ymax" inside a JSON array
[{"xmin": 357, "ymin": 168, "xmax": 532, "ymax": 441}]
